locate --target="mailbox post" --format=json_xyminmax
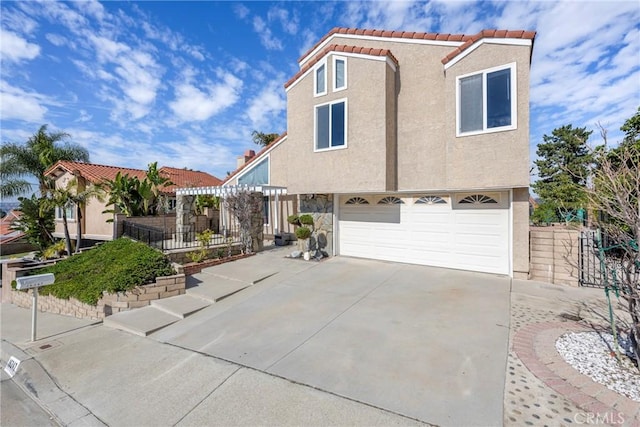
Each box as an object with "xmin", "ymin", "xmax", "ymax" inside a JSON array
[{"xmin": 15, "ymin": 273, "xmax": 55, "ymax": 342}]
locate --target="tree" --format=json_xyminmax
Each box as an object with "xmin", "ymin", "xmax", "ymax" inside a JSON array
[
  {"xmin": 11, "ymin": 195, "xmax": 55, "ymax": 251},
  {"xmin": 0, "ymin": 125, "xmax": 89, "ymax": 198},
  {"xmin": 100, "ymin": 163, "xmax": 173, "ymax": 220},
  {"xmin": 588, "ymin": 138, "xmax": 639, "ymax": 368},
  {"xmin": 224, "ymin": 191, "xmax": 262, "ymax": 254},
  {"xmin": 251, "ymin": 130, "xmax": 279, "ymax": 147},
  {"xmin": 144, "ymin": 162, "xmax": 173, "ymax": 215},
  {"xmin": 532, "ymin": 125, "xmax": 593, "ymax": 221},
  {"xmin": 101, "ymin": 172, "xmax": 143, "ymax": 219},
  {"xmin": 41, "ymin": 187, "xmax": 75, "ymax": 256},
  {"xmin": 67, "ymin": 178, "xmax": 104, "ymax": 252},
  {"xmin": 620, "ymin": 106, "xmax": 640, "ymax": 146}
]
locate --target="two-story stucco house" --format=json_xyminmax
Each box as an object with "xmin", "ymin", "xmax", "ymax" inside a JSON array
[{"xmin": 223, "ymin": 27, "xmax": 535, "ymax": 278}]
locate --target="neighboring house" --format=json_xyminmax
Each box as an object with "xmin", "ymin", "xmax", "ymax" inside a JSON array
[
  {"xmin": 0, "ymin": 210, "xmax": 25, "ymax": 245},
  {"xmin": 44, "ymin": 161, "xmax": 222, "ymax": 242},
  {"xmin": 198, "ymin": 27, "xmax": 536, "ymax": 278}
]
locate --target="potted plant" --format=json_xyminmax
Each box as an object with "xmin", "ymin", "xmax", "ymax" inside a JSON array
[{"xmin": 295, "ymin": 226, "xmax": 312, "ymax": 260}]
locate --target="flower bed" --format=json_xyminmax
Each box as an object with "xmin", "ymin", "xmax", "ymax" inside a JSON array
[{"xmin": 181, "ymin": 253, "xmax": 255, "ymax": 276}]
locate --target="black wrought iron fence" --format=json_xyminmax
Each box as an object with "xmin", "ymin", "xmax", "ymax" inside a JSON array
[
  {"xmin": 122, "ymin": 221, "xmax": 242, "ymax": 251},
  {"xmin": 579, "ymin": 229, "xmax": 638, "ymax": 288}
]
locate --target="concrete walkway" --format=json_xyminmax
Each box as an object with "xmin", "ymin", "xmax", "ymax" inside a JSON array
[{"xmin": 1, "ymin": 248, "xmax": 638, "ymax": 426}]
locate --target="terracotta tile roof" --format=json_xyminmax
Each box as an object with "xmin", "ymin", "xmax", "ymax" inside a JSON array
[
  {"xmin": 223, "ymin": 132, "xmax": 287, "ymax": 184},
  {"xmin": 441, "ymin": 29, "xmax": 536, "ymax": 65},
  {"xmin": 298, "ymin": 27, "xmax": 472, "ymax": 64},
  {"xmin": 44, "ymin": 161, "xmax": 222, "ymax": 194},
  {"xmin": 297, "ymin": 27, "xmax": 536, "ymax": 68},
  {"xmin": 0, "ymin": 210, "xmax": 22, "ymax": 236},
  {"xmin": 45, "ymin": 161, "xmax": 148, "ymax": 183},
  {"xmin": 285, "ymin": 44, "xmax": 399, "ymax": 89},
  {"xmin": 158, "ymin": 167, "xmax": 222, "ymax": 192}
]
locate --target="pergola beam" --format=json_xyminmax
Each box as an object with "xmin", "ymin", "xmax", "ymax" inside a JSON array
[{"xmin": 176, "ymin": 185, "xmax": 288, "ymax": 197}]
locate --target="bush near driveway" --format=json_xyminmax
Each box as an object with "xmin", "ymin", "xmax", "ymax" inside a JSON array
[{"xmin": 23, "ymin": 238, "xmax": 175, "ymax": 305}]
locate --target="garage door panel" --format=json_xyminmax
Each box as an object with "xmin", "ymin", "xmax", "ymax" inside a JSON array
[{"xmin": 339, "ymin": 194, "xmax": 509, "ymax": 275}]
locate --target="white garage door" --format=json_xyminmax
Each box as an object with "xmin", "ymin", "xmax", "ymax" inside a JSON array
[{"xmin": 338, "ymin": 193, "xmax": 510, "ymax": 275}]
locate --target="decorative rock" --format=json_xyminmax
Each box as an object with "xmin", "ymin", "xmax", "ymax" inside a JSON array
[
  {"xmin": 290, "ymin": 250, "xmax": 302, "ymax": 258},
  {"xmin": 556, "ymin": 331, "xmax": 640, "ymax": 401}
]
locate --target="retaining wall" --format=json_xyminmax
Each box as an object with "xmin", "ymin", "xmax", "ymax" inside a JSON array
[{"xmin": 9, "ymin": 273, "xmax": 186, "ymax": 321}]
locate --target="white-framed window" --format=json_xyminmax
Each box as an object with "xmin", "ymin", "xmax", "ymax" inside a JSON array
[
  {"xmin": 314, "ymin": 61, "xmax": 327, "ymax": 96},
  {"xmin": 56, "ymin": 203, "xmax": 75, "ymax": 221},
  {"xmin": 333, "ymin": 56, "xmax": 347, "ymax": 91},
  {"xmin": 238, "ymin": 157, "xmax": 269, "ymax": 185},
  {"xmin": 456, "ymin": 63, "xmax": 517, "ymax": 136},
  {"xmin": 315, "ymin": 99, "xmax": 347, "ymax": 151}
]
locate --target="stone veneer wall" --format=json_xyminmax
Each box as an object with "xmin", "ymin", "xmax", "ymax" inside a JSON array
[
  {"xmin": 299, "ymin": 194, "xmax": 333, "ymax": 256},
  {"xmin": 10, "ymin": 273, "xmax": 186, "ymax": 321}
]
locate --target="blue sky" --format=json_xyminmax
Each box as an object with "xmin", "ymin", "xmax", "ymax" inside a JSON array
[{"xmin": 1, "ymin": 0, "xmax": 639, "ymax": 193}]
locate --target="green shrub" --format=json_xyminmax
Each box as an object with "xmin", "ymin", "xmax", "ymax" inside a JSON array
[
  {"xmin": 299, "ymin": 214, "xmax": 314, "ymax": 226},
  {"xmin": 33, "ymin": 238, "xmax": 175, "ymax": 305},
  {"xmin": 295, "ymin": 226, "xmax": 311, "ymax": 240},
  {"xmin": 287, "ymin": 214, "xmax": 300, "ymax": 226}
]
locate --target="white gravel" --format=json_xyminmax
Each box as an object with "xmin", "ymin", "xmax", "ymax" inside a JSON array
[{"xmin": 556, "ymin": 331, "xmax": 640, "ymax": 402}]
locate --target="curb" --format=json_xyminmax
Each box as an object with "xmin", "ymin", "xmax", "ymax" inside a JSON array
[
  {"xmin": 513, "ymin": 322, "xmax": 640, "ymax": 427},
  {"xmin": 1, "ymin": 339, "xmax": 105, "ymax": 426}
]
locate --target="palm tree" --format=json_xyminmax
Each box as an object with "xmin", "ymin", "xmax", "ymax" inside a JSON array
[
  {"xmin": 68, "ymin": 178, "xmax": 104, "ymax": 252},
  {"xmin": 0, "ymin": 125, "xmax": 90, "ymax": 198},
  {"xmin": 41, "ymin": 187, "xmax": 75, "ymax": 256}
]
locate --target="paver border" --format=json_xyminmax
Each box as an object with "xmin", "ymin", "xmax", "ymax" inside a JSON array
[{"xmin": 513, "ymin": 321, "xmax": 640, "ymax": 426}]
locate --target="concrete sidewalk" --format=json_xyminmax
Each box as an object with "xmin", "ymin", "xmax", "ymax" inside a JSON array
[{"xmin": 1, "ymin": 303, "xmax": 427, "ymax": 426}]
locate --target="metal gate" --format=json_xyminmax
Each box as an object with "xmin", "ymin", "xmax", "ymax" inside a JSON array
[{"xmin": 578, "ymin": 229, "xmax": 630, "ymax": 288}]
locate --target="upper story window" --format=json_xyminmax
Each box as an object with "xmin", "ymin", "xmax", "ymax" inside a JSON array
[
  {"xmin": 315, "ymin": 62, "xmax": 327, "ymax": 96},
  {"xmin": 333, "ymin": 56, "xmax": 347, "ymax": 91},
  {"xmin": 457, "ymin": 63, "xmax": 517, "ymax": 136},
  {"xmin": 238, "ymin": 157, "xmax": 269, "ymax": 185},
  {"xmin": 315, "ymin": 99, "xmax": 347, "ymax": 151}
]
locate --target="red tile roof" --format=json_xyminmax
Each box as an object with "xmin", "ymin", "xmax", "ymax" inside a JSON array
[
  {"xmin": 0, "ymin": 210, "xmax": 24, "ymax": 241},
  {"xmin": 223, "ymin": 132, "xmax": 287, "ymax": 184},
  {"xmin": 441, "ymin": 29, "xmax": 536, "ymax": 65},
  {"xmin": 158, "ymin": 167, "xmax": 223, "ymax": 192},
  {"xmin": 44, "ymin": 161, "xmax": 222, "ymax": 194},
  {"xmin": 297, "ymin": 27, "xmax": 535, "ymax": 67},
  {"xmin": 285, "ymin": 44, "xmax": 398, "ymax": 89}
]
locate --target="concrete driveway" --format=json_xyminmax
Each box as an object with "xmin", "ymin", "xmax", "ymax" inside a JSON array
[{"xmin": 154, "ymin": 249, "xmax": 511, "ymax": 426}]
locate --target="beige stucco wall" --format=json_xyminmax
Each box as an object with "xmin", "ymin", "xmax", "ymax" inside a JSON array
[
  {"xmin": 512, "ymin": 187, "xmax": 530, "ymax": 278},
  {"xmin": 286, "ymin": 37, "xmax": 531, "ymax": 193},
  {"xmin": 442, "ymin": 44, "xmax": 531, "ymax": 190},
  {"xmin": 52, "ymin": 171, "xmax": 114, "ymax": 241},
  {"xmin": 285, "ymin": 53, "xmax": 394, "ymax": 194}
]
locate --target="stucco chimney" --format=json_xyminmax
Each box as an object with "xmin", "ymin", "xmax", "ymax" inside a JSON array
[{"xmin": 236, "ymin": 150, "xmax": 256, "ymax": 169}]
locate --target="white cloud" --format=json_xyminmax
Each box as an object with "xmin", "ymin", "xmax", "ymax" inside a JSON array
[
  {"xmin": 246, "ymin": 82, "xmax": 286, "ymax": 129},
  {"xmin": 45, "ymin": 33, "xmax": 68, "ymax": 47},
  {"xmin": 76, "ymin": 109, "xmax": 92, "ymax": 123},
  {"xmin": 169, "ymin": 71, "xmax": 243, "ymax": 122},
  {"xmin": 340, "ymin": 1, "xmax": 434, "ymax": 32},
  {"xmin": 0, "ymin": 81, "xmax": 48, "ymax": 122},
  {"xmin": 268, "ymin": 6, "xmax": 299, "ymax": 35},
  {"xmin": 234, "ymin": 4, "xmax": 251, "ymax": 20},
  {"xmin": 253, "ymin": 16, "xmax": 283, "ymax": 50},
  {"xmin": 0, "ymin": 29, "xmax": 40, "ymax": 63},
  {"xmin": 1, "ymin": 8, "xmax": 38, "ymax": 35}
]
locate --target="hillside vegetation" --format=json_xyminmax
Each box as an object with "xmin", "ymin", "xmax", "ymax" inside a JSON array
[{"xmin": 27, "ymin": 238, "xmax": 175, "ymax": 305}]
